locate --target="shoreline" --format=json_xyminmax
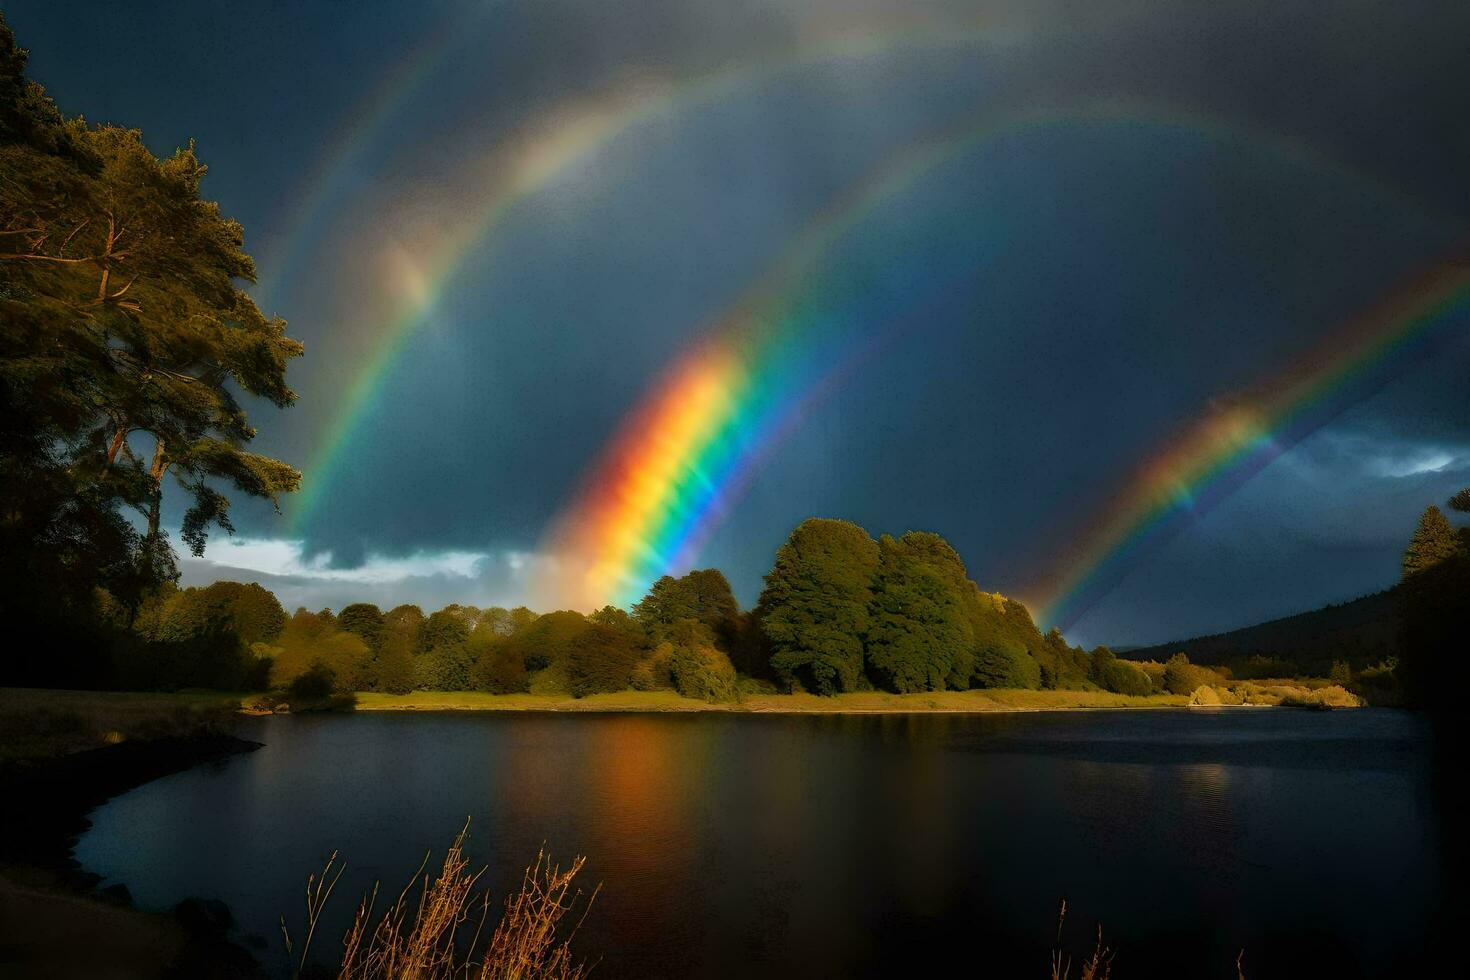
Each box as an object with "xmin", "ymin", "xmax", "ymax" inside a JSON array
[
  {"xmin": 0, "ymin": 732, "xmax": 264, "ymax": 977},
  {"xmin": 349, "ymin": 689, "xmax": 1194, "ymax": 714}
]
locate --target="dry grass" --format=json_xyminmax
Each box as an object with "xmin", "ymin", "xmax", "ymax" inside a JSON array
[
  {"xmin": 1050, "ymin": 900, "xmax": 1249, "ymax": 979},
  {"xmin": 1186, "ymin": 682, "xmax": 1362, "ymax": 709},
  {"xmin": 284, "ymin": 823, "xmax": 595, "ymax": 980},
  {"xmin": 1051, "ymin": 901, "xmax": 1113, "ymax": 980},
  {"xmin": 352, "ymin": 688, "xmax": 1189, "ymax": 714}
]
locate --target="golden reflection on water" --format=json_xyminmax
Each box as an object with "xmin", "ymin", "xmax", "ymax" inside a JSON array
[{"xmin": 578, "ymin": 716, "xmax": 707, "ymax": 951}]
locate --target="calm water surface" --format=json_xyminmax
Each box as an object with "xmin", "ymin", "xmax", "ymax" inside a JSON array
[{"xmin": 75, "ymin": 709, "xmax": 1441, "ymax": 978}]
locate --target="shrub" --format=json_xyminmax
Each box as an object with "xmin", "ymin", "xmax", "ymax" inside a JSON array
[
  {"xmin": 1099, "ymin": 659, "xmax": 1153, "ymax": 696},
  {"xmin": 289, "ymin": 663, "xmax": 337, "ymax": 701},
  {"xmin": 1162, "ymin": 653, "xmax": 1224, "ymax": 695},
  {"xmin": 1280, "ymin": 684, "xmax": 1362, "ymax": 709},
  {"xmin": 1351, "ymin": 659, "xmax": 1401, "ymax": 706},
  {"xmin": 1189, "ymin": 684, "xmax": 1223, "ymax": 706},
  {"xmin": 628, "ymin": 660, "xmax": 660, "ymax": 691},
  {"xmin": 668, "ymin": 643, "xmax": 739, "ymax": 703}
]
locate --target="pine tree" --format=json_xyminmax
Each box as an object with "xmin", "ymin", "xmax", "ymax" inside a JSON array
[{"xmin": 1402, "ymin": 505, "xmax": 1463, "ymax": 579}]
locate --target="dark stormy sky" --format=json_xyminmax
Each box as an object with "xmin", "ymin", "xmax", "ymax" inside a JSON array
[{"xmin": 8, "ymin": 0, "xmax": 1468, "ymax": 647}]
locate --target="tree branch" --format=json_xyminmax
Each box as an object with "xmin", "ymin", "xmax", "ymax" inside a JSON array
[{"xmin": 0, "ymin": 250, "xmax": 132, "ymax": 264}]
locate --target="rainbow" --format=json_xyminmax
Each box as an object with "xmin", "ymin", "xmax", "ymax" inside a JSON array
[
  {"xmin": 527, "ymin": 132, "xmax": 974, "ymax": 609},
  {"xmin": 528, "ymin": 104, "xmax": 1445, "ymax": 611},
  {"xmin": 1033, "ymin": 254, "xmax": 1470, "ymax": 632},
  {"xmin": 250, "ymin": 5, "xmax": 491, "ymax": 307},
  {"xmin": 288, "ymin": 74, "xmax": 1435, "ymax": 541},
  {"xmin": 282, "ymin": 23, "xmax": 1026, "ymax": 531},
  {"xmin": 529, "ymin": 105, "xmax": 1442, "ymax": 611}
]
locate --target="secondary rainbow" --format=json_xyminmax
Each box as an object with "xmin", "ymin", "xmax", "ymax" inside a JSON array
[
  {"xmin": 285, "ymin": 23, "xmax": 1026, "ymax": 532},
  {"xmin": 530, "ymin": 105, "xmax": 1445, "ymax": 610},
  {"xmin": 1034, "ymin": 254, "xmax": 1470, "ymax": 632}
]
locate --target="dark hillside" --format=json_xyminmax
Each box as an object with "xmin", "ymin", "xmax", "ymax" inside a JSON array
[{"xmin": 1122, "ymin": 590, "xmax": 1399, "ymax": 676}]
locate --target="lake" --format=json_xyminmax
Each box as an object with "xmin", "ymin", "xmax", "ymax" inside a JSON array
[{"xmin": 74, "ymin": 709, "xmax": 1442, "ymax": 978}]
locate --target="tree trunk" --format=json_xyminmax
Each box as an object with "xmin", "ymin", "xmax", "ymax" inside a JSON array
[
  {"xmin": 146, "ymin": 438, "xmax": 168, "ymax": 542},
  {"xmin": 96, "ymin": 213, "xmax": 115, "ymax": 301},
  {"xmin": 105, "ymin": 424, "xmax": 128, "ymax": 467}
]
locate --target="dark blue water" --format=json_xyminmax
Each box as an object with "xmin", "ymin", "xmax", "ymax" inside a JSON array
[{"xmin": 74, "ymin": 709, "xmax": 1442, "ymax": 978}]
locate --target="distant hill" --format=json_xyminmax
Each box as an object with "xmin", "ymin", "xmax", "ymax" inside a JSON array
[{"xmin": 1120, "ymin": 589, "xmax": 1400, "ymax": 676}]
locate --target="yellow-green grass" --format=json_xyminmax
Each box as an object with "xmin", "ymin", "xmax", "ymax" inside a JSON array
[
  {"xmin": 352, "ymin": 688, "xmax": 1190, "ymax": 714},
  {"xmin": 0, "ymin": 688, "xmax": 242, "ymax": 765}
]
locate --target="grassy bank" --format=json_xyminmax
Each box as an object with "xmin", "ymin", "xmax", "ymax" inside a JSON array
[
  {"xmin": 351, "ymin": 688, "xmax": 1191, "ymax": 713},
  {"xmin": 0, "ymin": 687, "xmax": 243, "ymax": 768}
]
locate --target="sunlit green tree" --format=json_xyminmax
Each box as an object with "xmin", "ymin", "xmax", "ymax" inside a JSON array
[{"xmin": 757, "ymin": 518, "xmax": 879, "ymax": 694}]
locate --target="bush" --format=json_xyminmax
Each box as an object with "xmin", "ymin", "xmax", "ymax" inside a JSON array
[
  {"xmin": 1099, "ymin": 659, "xmax": 1153, "ymax": 696},
  {"xmin": 1162, "ymin": 653, "xmax": 1224, "ymax": 695},
  {"xmin": 628, "ymin": 661, "xmax": 658, "ymax": 691},
  {"xmin": 1280, "ymin": 684, "xmax": 1362, "ymax": 709},
  {"xmin": 1351, "ymin": 659, "xmax": 1401, "ymax": 706},
  {"xmin": 289, "ymin": 663, "xmax": 337, "ymax": 700},
  {"xmin": 1189, "ymin": 684, "xmax": 1222, "ymax": 706},
  {"xmin": 668, "ymin": 643, "xmax": 739, "ymax": 703}
]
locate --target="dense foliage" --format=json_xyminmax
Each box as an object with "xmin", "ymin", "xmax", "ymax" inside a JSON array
[
  {"xmin": 0, "ymin": 14, "xmax": 300, "ymax": 686},
  {"xmin": 757, "ymin": 518, "xmax": 879, "ymax": 694}
]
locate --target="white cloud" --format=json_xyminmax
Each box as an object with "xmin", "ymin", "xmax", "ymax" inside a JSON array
[
  {"xmin": 179, "ymin": 538, "xmax": 555, "ymax": 613},
  {"xmin": 197, "ymin": 537, "xmax": 488, "ymax": 584},
  {"xmin": 1369, "ymin": 449, "xmax": 1459, "ymax": 479}
]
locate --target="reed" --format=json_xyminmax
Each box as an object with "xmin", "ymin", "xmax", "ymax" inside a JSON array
[
  {"xmin": 283, "ymin": 822, "xmax": 595, "ymax": 979},
  {"xmin": 1049, "ymin": 900, "xmax": 1248, "ymax": 979}
]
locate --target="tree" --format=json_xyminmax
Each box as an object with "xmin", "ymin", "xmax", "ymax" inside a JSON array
[
  {"xmin": 383, "ymin": 604, "xmax": 426, "ymax": 655},
  {"xmin": 337, "ymin": 603, "xmax": 385, "ymax": 652},
  {"xmin": 1034, "ymin": 628, "xmax": 1091, "ymax": 690},
  {"xmin": 565, "ymin": 623, "xmax": 646, "ymax": 697},
  {"xmin": 1, "ymin": 55, "xmax": 301, "ymax": 552},
  {"xmin": 967, "ymin": 592, "xmax": 1043, "ymax": 689},
  {"xmin": 1161, "ymin": 652, "xmax": 1220, "ymax": 696},
  {"xmin": 658, "ymin": 619, "xmax": 739, "ymax": 703},
  {"xmin": 632, "ymin": 575, "xmax": 696, "ymax": 630},
  {"xmin": 1403, "ymin": 505, "xmax": 1463, "ymax": 579},
  {"xmin": 757, "ymin": 518, "xmax": 879, "ymax": 694},
  {"xmin": 1398, "ymin": 504, "xmax": 1470, "ymax": 708},
  {"xmin": 414, "ymin": 642, "xmax": 475, "ymax": 691},
  {"xmin": 499, "ymin": 610, "xmax": 589, "ymax": 671},
  {"xmin": 632, "ymin": 569, "xmax": 740, "ymax": 647},
  {"xmin": 269, "ymin": 616, "xmax": 370, "ymax": 693},
  {"xmin": 1451, "ymin": 488, "xmax": 1470, "ymax": 513},
  {"xmin": 422, "ymin": 607, "xmax": 471, "ymax": 652},
  {"xmin": 0, "ymin": 15, "xmax": 300, "ymax": 682},
  {"xmin": 864, "ymin": 532, "xmax": 973, "ymax": 693},
  {"xmin": 374, "ymin": 634, "xmax": 416, "ymax": 694},
  {"xmin": 467, "ymin": 624, "xmax": 526, "ymax": 694},
  {"xmin": 1090, "ymin": 646, "xmax": 1152, "ymax": 696},
  {"xmin": 187, "ymin": 581, "xmax": 285, "ymax": 645}
]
